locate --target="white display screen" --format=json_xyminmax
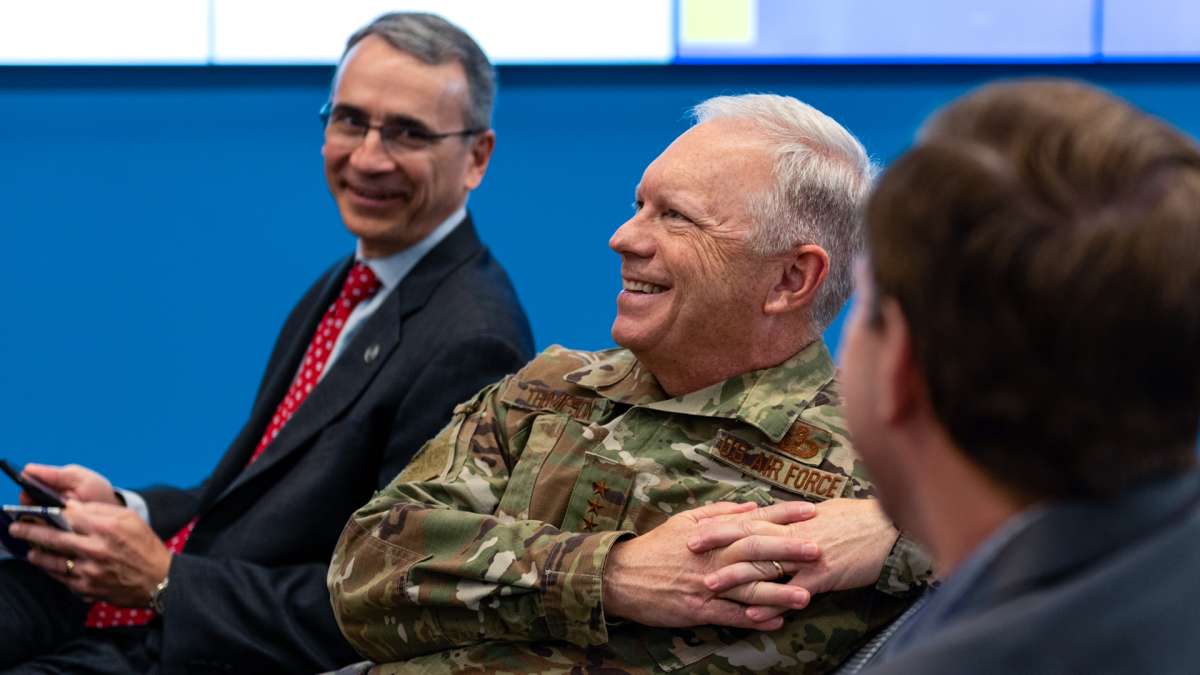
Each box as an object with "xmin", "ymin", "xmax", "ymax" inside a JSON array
[
  {"xmin": 0, "ymin": 0, "xmax": 1196, "ymax": 65},
  {"xmin": 0, "ymin": 0, "xmax": 210, "ymax": 64},
  {"xmin": 209, "ymin": 0, "xmax": 673, "ymax": 64}
]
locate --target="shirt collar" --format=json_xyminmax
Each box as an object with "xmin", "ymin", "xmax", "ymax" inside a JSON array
[
  {"xmin": 563, "ymin": 340, "xmax": 836, "ymax": 442},
  {"xmin": 355, "ymin": 205, "xmax": 467, "ymax": 290}
]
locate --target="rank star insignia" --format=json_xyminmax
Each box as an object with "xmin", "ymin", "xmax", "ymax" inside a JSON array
[
  {"xmin": 581, "ymin": 515, "xmax": 597, "ymax": 531},
  {"xmin": 591, "ymin": 480, "xmax": 608, "ymax": 495}
]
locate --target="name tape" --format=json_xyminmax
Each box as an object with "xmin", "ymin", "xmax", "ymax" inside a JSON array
[{"xmin": 520, "ymin": 385, "xmax": 597, "ymax": 422}]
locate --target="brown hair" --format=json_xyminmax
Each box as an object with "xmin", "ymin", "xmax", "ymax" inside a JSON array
[{"xmin": 867, "ymin": 79, "xmax": 1200, "ymax": 499}]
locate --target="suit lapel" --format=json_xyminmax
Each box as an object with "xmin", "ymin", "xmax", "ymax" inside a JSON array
[
  {"xmin": 208, "ymin": 217, "xmax": 486, "ymax": 507},
  {"xmin": 198, "ymin": 257, "xmax": 353, "ymax": 507}
]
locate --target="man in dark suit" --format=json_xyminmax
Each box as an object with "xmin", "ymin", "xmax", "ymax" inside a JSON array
[
  {"xmin": 0, "ymin": 12, "xmax": 533, "ymax": 673},
  {"xmin": 836, "ymin": 79, "xmax": 1200, "ymax": 674}
]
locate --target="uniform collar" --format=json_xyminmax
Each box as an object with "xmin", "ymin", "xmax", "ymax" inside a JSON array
[
  {"xmin": 564, "ymin": 340, "xmax": 836, "ymax": 442},
  {"xmin": 562, "ymin": 349, "xmax": 666, "ymax": 406}
]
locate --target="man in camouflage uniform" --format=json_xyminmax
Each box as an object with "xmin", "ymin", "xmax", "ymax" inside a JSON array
[{"xmin": 328, "ymin": 94, "xmax": 930, "ymax": 674}]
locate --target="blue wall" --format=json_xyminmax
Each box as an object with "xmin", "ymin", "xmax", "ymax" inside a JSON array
[{"xmin": 3, "ymin": 63, "xmax": 1199, "ymax": 496}]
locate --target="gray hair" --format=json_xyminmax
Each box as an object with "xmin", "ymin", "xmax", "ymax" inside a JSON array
[
  {"xmin": 340, "ymin": 12, "xmax": 495, "ymax": 130},
  {"xmin": 693, "ymin": 94, "xmax": 875, "ymax": 331}
]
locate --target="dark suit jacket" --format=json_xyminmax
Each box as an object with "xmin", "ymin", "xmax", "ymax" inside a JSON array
[
  {"xmin": 864, "ymin": 471, "xmax": 1200, "ymax": 675},
  {"xmin": 136, "ymin": 216, "xmax": 533, "ymax": 673}
]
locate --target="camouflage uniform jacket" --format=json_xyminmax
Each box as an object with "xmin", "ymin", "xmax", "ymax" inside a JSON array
[{"xmin": 329, "ymin": 342, "xmax": 928, "ymax": 674}]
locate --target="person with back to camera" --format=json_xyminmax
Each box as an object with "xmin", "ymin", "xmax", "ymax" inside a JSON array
[{"xmin": 835, "ymin": 79, "xmax": 1200, "ymax": 675}]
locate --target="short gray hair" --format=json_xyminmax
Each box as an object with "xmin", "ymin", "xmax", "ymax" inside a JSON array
[
  {"xmin": 693, "ymin": 94, "xmax": 875, "ymax": 330},
  {"xmin": 341, "ymin": 12, "xmax": 495, "ymax": 130}
]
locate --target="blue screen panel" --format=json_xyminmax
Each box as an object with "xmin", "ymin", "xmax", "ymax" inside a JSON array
[{"xmin": 677, "ymin": 0, "xmax": 1095, "ymax": 63}]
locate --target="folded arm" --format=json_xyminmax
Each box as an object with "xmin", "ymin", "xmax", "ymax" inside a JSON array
[{"xmin": 329, "ymin": 381, "xmax": 630, "ymax": 662}]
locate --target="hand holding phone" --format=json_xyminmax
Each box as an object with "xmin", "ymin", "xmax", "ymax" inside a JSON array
[
  {"xmin": 2, "ymin": 505, "xmax": 72, "ymax": 531},
  {"xmin": 1, "ymin": 505, "xmax": 73, "ymax": 559},
  {"xmin": 0, "ymin": 460, "xmax": 66, "ymax": 508}
]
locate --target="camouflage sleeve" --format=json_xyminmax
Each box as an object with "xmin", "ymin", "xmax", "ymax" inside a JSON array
[
  {"xmin": 875, "ymin": 532, "xmax": 936, "ymax": 596},
  {"xmin": 328, "ymin": 380, "xmax": 630, "ymax": 662}
]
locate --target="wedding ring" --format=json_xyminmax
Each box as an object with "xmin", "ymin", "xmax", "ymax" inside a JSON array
[
  {"xmin": 770, "ymin": 560, "xmax": 785, "ymax": 579},
  {"xmin": 64, "ymin": 559, "xmax": 76, "ymax": 576}
]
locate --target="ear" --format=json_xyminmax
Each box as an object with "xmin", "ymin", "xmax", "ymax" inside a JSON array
[
  {"xmin": 462, "ymin": 130, "xmax": 496, "ymax": 191},
  {"xmin": 763, "ymin": 244, "xmax": 830, "ymax": 315},
  {"xmin": 875, "ymin": 298, "xmax": 922, "ymax": 424}
]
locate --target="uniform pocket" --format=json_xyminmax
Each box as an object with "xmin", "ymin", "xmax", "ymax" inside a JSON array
[
  {"xmin": 621, "ymin": 480, "xmax": 772, "ymax": 535},
  {"xmin": 496, "ymin": 415, "xmax": 567, "ymax": 520}
]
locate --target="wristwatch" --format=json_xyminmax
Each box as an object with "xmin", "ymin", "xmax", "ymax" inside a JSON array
[{"xmin": 149, "ymin": 576, "xmax": 170, "ymax": 614}]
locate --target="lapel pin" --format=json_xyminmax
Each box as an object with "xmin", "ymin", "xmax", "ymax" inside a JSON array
[{"xmin": 364, "ymin": 343, "xmax": 381, "ymax": 364}]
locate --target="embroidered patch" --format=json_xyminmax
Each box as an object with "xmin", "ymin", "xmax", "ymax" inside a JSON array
[
  {"xmin": 521, "ymin": 385, "xmax": 597, "ymax": 421},
  {"xmin": 560, "ymin": 454, "xmax": 635, "ymax": 533},
  {"xmin": 772, "ymin": 421, "xmax": 831, "ymax": 464},
  {"xmin": 709, "ymin": 430, "xmax": 847, "ymax": 501}
]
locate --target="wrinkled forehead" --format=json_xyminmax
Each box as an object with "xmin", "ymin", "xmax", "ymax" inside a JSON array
[{"xmin": 638, "ymin": 120, "xmax": 774, "ymax": 215}]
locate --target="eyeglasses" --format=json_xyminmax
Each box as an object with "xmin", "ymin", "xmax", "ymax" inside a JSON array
[{"xmin": 319, "ymin": 102, "xmax": 484, "ymax": 157}]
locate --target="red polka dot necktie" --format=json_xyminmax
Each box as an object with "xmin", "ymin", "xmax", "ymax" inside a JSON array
[{"xmin": 86, "ymin": 262, "xmax": 381, "ymax": 628}]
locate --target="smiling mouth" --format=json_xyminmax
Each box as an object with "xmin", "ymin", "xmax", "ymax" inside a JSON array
[
  {"xmin": 623, "ymin": 279, "xmax": 668, "ymax": 294},
  {"xmin": 346, "ymin": 183, "xmax": 406, "ymax": 202}
]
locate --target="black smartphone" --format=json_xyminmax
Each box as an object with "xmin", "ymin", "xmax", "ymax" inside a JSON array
[
  {"xmin": 0, "ymin": 460, "xmax": 66, "ymax": 508},
  {"xmin": 2, "ymin": 505, "xmax": 72, "ymax": 531}
]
